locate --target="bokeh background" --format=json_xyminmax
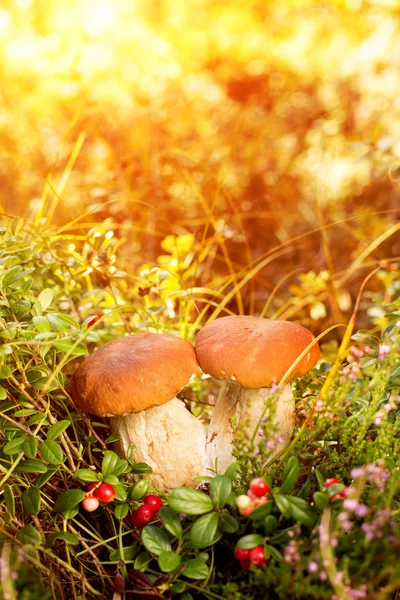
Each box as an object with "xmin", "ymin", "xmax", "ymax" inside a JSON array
[{"xmin": 0, "ymin": 0, "xmax": 399, "ymax": 332}]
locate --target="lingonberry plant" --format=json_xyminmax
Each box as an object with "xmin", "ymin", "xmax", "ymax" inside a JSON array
[{"xmin": 0, "ymin": 218, "xmax": 399, "ymax": 600}]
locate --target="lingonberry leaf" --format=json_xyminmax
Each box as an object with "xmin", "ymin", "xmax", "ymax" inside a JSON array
[
  {"xmin": 219, "ymin": 514, "xmax": 239, "ymax": 533},
  {"xmin": 141, "ymin": 525, "xmax": 171, "ymax": 556},
  {"xmin": 264, "ymin": 515, "xmax": 278, "ymax": 536},
  {"xmin": 168, "ymin": 487, "xmax": 213, "ymax": 515},
  {"xmin": 134, "ymin": 552, "xmax": 152, "ymax": 571},
  {"xmin": 248, "ymin": 499, "xmax": 273, "ymax": 521},
  {"xmin": 15, "ymin": 459, "xmax": 47, "ymax": 473},
  {"xmin": 181, "ymin": 559, "xmax": 209, "ymax": 580},
  {"xmin": 46, "ymin": 532, "xmax": 79, "ymax": 548},
  {"xmin": 279, "ymin": 456, "xmax": 300, "ymax": 494},
  {"xmin": 16, "ymin": 524, "xmax": 42, "ymax": 547},
  {"xmin": 209, "ymin": 475, "xmax": 232, "ymax": 509},
  {"xmin": 158, "ymin": 550, "xmax": 181, "ymax": 572},
  {"xmin": 22, "ymin": 487, "xmax": 41, "ymax": 516},
  {"xmin": 47, "ymin": 420, "xmax": 70, "ymax": 441},
  {"xmin": 158, "ymin": 506, "xmax": 183, "ymax": 538},
  {"xmin": 74, "ymin": 469, "xmax": 100, "ymax": 483},
  {"xmin": 3, "ymin": 435, "xmax": 27, "ymax": 455},
  {"xmin": 190, "ymin": 511, "xmax": 221, "ymax": 548},
  {"xmin": 53, "ymin": 489, "xmax": 86, "ymax": 513},
  {"xmin": 39, "ymin": 440, "xmax": 64, "ymax": 465},
  {"xmin": 115, "ymin": 503, "xmax": 129, "ymax": 520},
  {"xmin": 101, "ymin": 450, "xmax": 119, "ymax": 476},
  {"xmin": 236, "ymin": 534, "xmax": 264, "ymax": 550}
]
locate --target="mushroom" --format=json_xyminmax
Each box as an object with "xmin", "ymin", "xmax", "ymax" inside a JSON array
[
  {"xmin": 195, "ymin": 316, "xmax": 320, "ymax": 473},
  {"xmin": 70, "ymin": 333, "xmax": 206, "ymax": 490}
]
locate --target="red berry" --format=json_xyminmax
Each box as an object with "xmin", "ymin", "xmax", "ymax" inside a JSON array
[
  {"xmin": 249, "ymin": 478, "xmax": 270, "ymax": 497},
  {"xmin": 234, "ymin": 547, "xmax": 250, "ymax": 561},
  {"xmin": 236, "ymin": 495, "xmax": 252, "ymax": 511},
  {"xmin": 249, "ymin": 545, "xmax": 268, "ymax": 567},
  {"xmin": 82, "ymin": 496, "xmax": 100, "ymax": 512},
  {"xmin": 95, "ymin": 483, "xmax": 116, "ymax": 503},
  {"xmin": 87, "ymin": 483, "xmax": 99, "ymax": 494},
  {"xmin": 254, "ymin": 496, "xmax": 268, "ymax": 507},
  {"xmin": 324, "ymin": 478, "xmax": 339, "ymax": 488},
  {"xmin": 143, "ymin": 494, "xmax": 163, "ymax": 513},
  {"xmin": 240, "ymin": 503, "xmax": 255, "ymax": 517},
  {"xmin": 240, "ymin": 560, "xmax": 251, "ymax": 570},
  {"xmin": 329, "ymin": 492, "xmax": 346, "ymax": 502},
  {"xmin": 87, "ymin": 314, "xmax": 102, "ymax": 327},
  {"xmin": 130, "ymin": 505, "xmax": 155, "ymax": 528}
]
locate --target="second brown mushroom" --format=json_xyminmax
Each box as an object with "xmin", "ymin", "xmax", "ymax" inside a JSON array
[{"xmin": 195, "ymin": 316, "xmax": 320, "ymax": 473}]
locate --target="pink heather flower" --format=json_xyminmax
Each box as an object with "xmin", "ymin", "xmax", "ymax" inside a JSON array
[
  {"xmin": 351, "ymin": 467, "xmax": 365, "ymax": 480},
  {"xmin": 355, "ymin": 504, "xmax": 369, "ymax": 518},
  {"xmin": 320, "ymin": 571, "xmax": 328, "ymax": 581},
  {"xmin": 396, "ymin": 321, "xmax": 400, "ymax": 327},
  {"xmin": 378, "ymin": 343, "xmax": 391, "ymax": 359},
  {"xmin": 308, "ymin": 560, "xmax": 318, "ymax": 573},
  {"xmin": 343, "ymin": 499, "xmax": 358, "ymax": 512}
]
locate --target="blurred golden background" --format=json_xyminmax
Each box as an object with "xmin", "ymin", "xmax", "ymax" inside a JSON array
[{"xmin": 0, "ymin": 0, "xmax": 399, "ymax": 330}]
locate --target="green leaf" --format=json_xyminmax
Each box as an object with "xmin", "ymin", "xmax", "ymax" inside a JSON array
[
  {"xmin": 101, "ymin": 450, "xmax": 119, "ymax": 476},
  {"xmin": 46, "ymin": 532, "xmax": 79, "ymax": 548},
  {"xmin": 33, "ymin": 315, "xmax": 51, "ymax": 333},
  {"xmin": 168, "ymin": 488, "xmax": 214, "ymax": 516},
  {"xmin": 16, "ymin": 459, "xmax": 48, "ymax": 473},
  {"xmin": 54, "ymin": 489, "xmax": 86, "ymax": 513},
  {"xmin": 39, "ymin": 440, "xmax": 64, "ymax": 465},
  {"xmin": 131, "ymin": 462, "xmax": 153, "ymax": 475},
  {"xmin": 130, "ymin": 479, "xmax": 150, "ymax": 500},
  {"xmin": 180, "ymin": 594, "xmax": 194, "ymax": 600},
  {"xmin": 219, "ymin": 515, "xmax": 239, "ymax": 533},
  {"xmin": 2, "ymin": 265, "xmax": 22, "ymax": 288},
  {"xmin": 4, "ymin": 484, "xmax": 15, "ymax": 518},
  {"xmin": 109, "ymin": 546, "xmax": 137, "ymax": 562},
  {"xmin": 248, "ymin": 500, "xmax": 273, "ymax": 521},
  {"xmin": 265, "ymin": 544, "xmax": 283, "ymax": 562},
  {"xmin": 141, "ymin": 526, "xmax": 171, "ymax": 556},
  {"xmin": 134, "ymin": 552, "xmax": 152, "ymax": 571},
  {"xmin": 190, "ymin": 512, "xmax": 221, "ymax": 548},
  {"xmin": 53, "ymin": 339, "xmax": 87, "ymax": 355},
  {"xmin": 236, "ymin": 534, "xmax": 264, "ymax": 550},
  {"xmin": 22, "ymin": 487, "xmax": 41, "ymax": 516},
  {"xmin": 62, "ymin": 505, "xmax": 80, "ymax": 520},
  {"xmin": 16, "ymin": 524, "xmax": 42, "ymax": 548},
  {"xmin": 264, "ymin": 515, "xmax": 278, "ymax": 535},
  {"xmin": 224, "ymin": 462, "xmax": 240, "ymax": 481},
  {"xmin": 74, "ymin": 469, "xmax": 100, "ymax": 483},
  {"xmin": 47, "ymin": 420, "xmax": 70, "ymax": 441},
  {"xmin": 115, "ymin": 503, "xmax": 129, "ymax": 520},
  {"xmin": 158, "ymin": 507, "xmax": 183, "ymax": 538},
  {"xmin": 37, "ymin": 289, "xmax": 54, "ymax": 312},
  {"xmin": 0, "ymin": 365, "xmax": 11, "ymax": 378},
  {"xmin": 3, "ymin": 436, "xmax": 27, "ymax": 455},
  {"xmin": 182, "ymin": 559, "xmax": 209, "ymax": 580},
  {"xmin": 315, "ymin": 468, "xmax": 325, "ymax": 491},
  {"xmin": 103, "ymin": 473, "xmax": 119, "ymax": 486},
  {"xmin": 313, "ymin": 491, "xmax": 329, "ymax": 510},
  {"xmin": 35, "ymin": 467, "xmax": 60, "ymax": 488},
  {"xmin": 113, "ymin": 483, "xmax": 127, "ymax": 502},
  {"xmin": 112, "ymin": 458, "xmax": 130, "ymax": 477},
  {"xmin": 158, "ymin": 551, "xmax": 181, "ymax": 572},
  {"xmin": 273, "ymin": 494, "xmax": 292, "ymax": 519},
  {"xmin": 209, "ymin": 475, "xmax": 232, "ymax": 509},
  {"xmin": 280, "ymin": 456, "xmax": 300, "ymax": 494},
  {"xmin": 326, "ymin": 484, "xmax": 345, "ymax": 499},
  {"xmin": 0, "ymin": 386, "xmax": 7, "ymax": 400},
  {"xmin": 274, "ymin": 495, "xmax": 317, "ymax": 527}
]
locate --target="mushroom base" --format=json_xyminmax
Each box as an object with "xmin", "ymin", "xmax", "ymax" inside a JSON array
[
  {"xmin": 206, "ymin": 382, "xmax": 295, "ymax": 474},
  {"xmin": 110, "ymin": 398, "xmax": 207, "ymax": 490}
]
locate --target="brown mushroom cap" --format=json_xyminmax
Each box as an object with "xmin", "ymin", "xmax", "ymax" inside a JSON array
[
  {"xmin": 195, "ymin": 316, "xmax": 320, "ymax": 388},
  {"xmin": 70, "ymin": 333, "xmax": 201, "ymax": 416}
]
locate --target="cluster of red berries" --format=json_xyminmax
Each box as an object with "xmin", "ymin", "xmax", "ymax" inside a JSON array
[
  {"xmin": 234, "ymin": 545, "xmax": 268, "ymax": 570},
  {"xmin": 130, "ymin": 494, "xmax": 163, "ymax": 528},
  {"xmin": 236, "ymin": 477, "xmax": 270, "ymax": 517},
  {"xmin": 324, "ymin": 477, "xmax": 348, "ymax": 502},
  {"xmin": 82, "ymin": 483, "xmax": 116, "ymax": 512}
]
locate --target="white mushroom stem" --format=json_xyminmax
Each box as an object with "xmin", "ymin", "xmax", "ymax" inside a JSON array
[
  {"xmin": 110, "ymin": 398, "xmax": 207, "ymax": 491},
  {"xmin": 206, "ymin": 382, "xmax": 295, "ymax": 474}
]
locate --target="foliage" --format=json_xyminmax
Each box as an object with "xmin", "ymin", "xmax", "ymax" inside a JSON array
[{"xmin": 0, "ymin": 216, "xmax": 399, "ymax": 600}]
